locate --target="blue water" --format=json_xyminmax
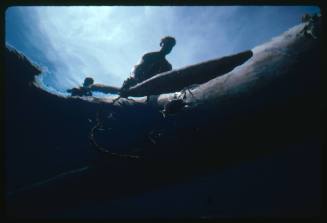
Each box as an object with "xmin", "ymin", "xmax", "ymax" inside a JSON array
[{"xmin": 50, "ymin": 139, "xmax": 321, "ymax": 218}]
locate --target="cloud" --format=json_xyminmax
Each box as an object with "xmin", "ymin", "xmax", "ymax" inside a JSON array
[{"xmin": 6, "ymin": 6, "xmax": 320, "ymax": 95}]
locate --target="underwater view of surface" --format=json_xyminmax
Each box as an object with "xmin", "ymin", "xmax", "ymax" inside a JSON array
[
  {"xmin": 5, "ymin": 5, "xmax": 321, "ymax": 219},
  {"xmin": 6, "ymin": 5, "xmax": 320, "ymax": 95}
]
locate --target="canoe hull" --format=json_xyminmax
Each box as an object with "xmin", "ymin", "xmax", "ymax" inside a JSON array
[{"xmin": 127, "ymin": 50, "xmax": 253, "ymax": 97}]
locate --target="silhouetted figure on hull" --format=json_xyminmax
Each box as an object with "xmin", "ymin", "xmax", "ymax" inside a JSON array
[
  {"xmin": 67, "ymin": 37, "xmax": 176, "ymax": 99},
  {"xmin": 68, "ymin": 77, "xmax": 122, "ymax": 96},
  {"xmin": 67, "ymin": 77, "xmax": 94, "ymax": 96},
  {"xmin": 120, "ymin": 36, "xmax": 176, "ymax": 97}
]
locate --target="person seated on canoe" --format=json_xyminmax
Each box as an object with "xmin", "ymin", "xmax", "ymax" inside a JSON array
[
  {"xmin": 120, "ymin": 36, "xmax": 176, "ymax": 95},
  {"xmin": 67, "ymin": 77, "xmax": 94, "ymax": 96}
]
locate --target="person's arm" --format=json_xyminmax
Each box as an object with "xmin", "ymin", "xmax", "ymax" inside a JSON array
[
  {"xmin": 156, "ymin": 60, "xmax": 172, "ymax": 74},
  {"xmin": 166, "ymin": 62, "xmax": 172, "ymax": 71},
  {"xmin": 67, "ymin": 87, "xmax": 81, "ymax": 96},
  {"xmin": 132, "ymin": 53, "xmax": 155, "ymax": 81}
]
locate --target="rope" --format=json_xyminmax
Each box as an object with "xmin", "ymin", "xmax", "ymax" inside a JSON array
[{"xmin": 89, "ymin": 110, "xmax": 142, "ymax": 160}]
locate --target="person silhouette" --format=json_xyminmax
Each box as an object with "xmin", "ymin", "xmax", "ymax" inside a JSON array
[
  {"xmin": 120, "ymin": 36, "xmax": 176, "ymax": 95},
  {"xmin": 67, "ymin": 77, "xmax": 94, "ymax": 96}
]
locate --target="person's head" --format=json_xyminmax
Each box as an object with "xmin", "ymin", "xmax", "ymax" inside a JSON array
[
  {"xmin": 159, "ymin": 36, "xmax": 176, "ymax": 55},
  {"xmin": 83, "ymin": 77, "xmax": 94, "ymax": 88}
]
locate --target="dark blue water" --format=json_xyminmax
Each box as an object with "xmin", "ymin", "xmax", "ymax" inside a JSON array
[{"xmin": 5, "ymin": 44, "xmax": 322, "ymax": 219}]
